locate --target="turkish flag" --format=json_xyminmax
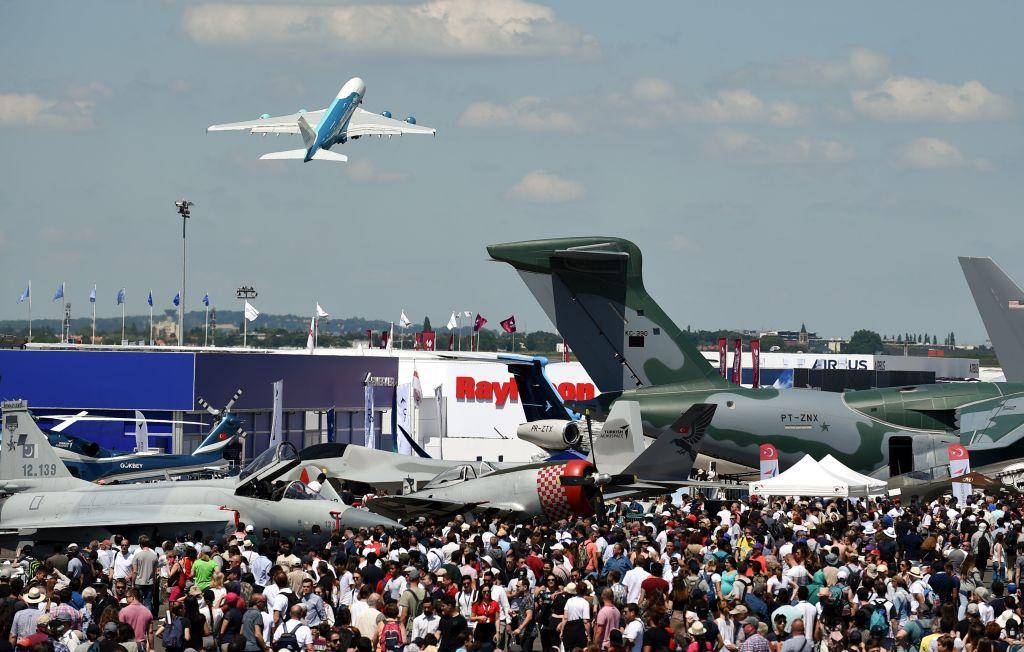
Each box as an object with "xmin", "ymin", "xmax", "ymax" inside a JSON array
[
  {"xmin": 474, "ymin": 314, "xmax": 487, "ymax": 332},
  {"xmin": 500, "ymin": 316, "xmax": 517, "ymax": 333}
]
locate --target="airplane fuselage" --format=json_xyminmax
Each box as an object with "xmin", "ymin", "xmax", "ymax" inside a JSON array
[{"xmin": 306, "ymin": 77, "xmax": 365, "ymax": 161}]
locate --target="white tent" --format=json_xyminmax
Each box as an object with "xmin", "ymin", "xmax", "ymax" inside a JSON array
[
  {"xmin": 818, "ymin": 454, "xmax": 888, "ymax": 496},
  {"xmin": 749, "ymin": 454, "xmax": 852, "ymax": 497}
]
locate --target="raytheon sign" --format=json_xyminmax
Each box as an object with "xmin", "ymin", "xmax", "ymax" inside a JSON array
[{"xmin": 455, "ymin": 376, "xmax": 595, "ymax": 407}]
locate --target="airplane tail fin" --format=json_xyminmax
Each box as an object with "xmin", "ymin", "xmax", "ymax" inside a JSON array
[
  {"xmin": 960, "ymin": 256, "xmax": 1024, "ymax": 382},
  {"xmin": 589, "ymin": 401, "xmax": 645, "ymax": 475},
  {"xmin": 192, "ymin": 413, "xmax": 244, "ymax": 457},
  {"xmin": 259, "ymin": 149, "xmax": 348, "ymax": 162},
  {"xmin": 621, "ymin": 403, "xmax": 716, "ymax": 482},
  {"xmin": 487, "ymin": 237, "xmax": 728, "ymax": 393},
  {"xmin": 1, "ymin": 400, "xmax": 77, "ymax": 487},
  {"xmin": 298, "ymin": 115, "xmax": 317, "ymax": 150},
  {"xmin": 503, "ymin": 356, "xmax": 577, "ymax": 421}
]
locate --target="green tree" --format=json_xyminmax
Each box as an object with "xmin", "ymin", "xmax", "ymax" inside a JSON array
[
  {"xmin": 847, "ymin": 329, "xmax": 883, "ymax": 354},
  {"xmin": 423, "ymin": 316, "xmax": 432, "ymax": 332}
]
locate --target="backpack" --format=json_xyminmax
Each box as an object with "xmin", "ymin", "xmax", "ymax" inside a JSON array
[
  {"xmin": 162, "ymin": 615, "xmax": 186, "ymax": 649},
  {"xmin": 844, "ymin": 566, "xmax": 862, "ymax": 593},
  {"xmin": 922, "ymin": 587, "xmax": 941, "ymax": 615},
  {"xmin": 283, "ymin": 590, "xmax": 301, "ymax": 610},
  {"xmin": 868, "ymin": 602, "xmax": 890, "ymax": 636},
  {"xmin": 402, "ymin": 586, "xmax": 426, "ymax": 618},
  {"xmin": 976, "ymin": 535, "xmax": 991, "ymax": 559},
  {"xmin": 381, "ymin": 620, "xmax": 404, "ymax": 652},
  {"xmin": 276, "ymin": 621, "xmax": 303, "ymax": 652}
]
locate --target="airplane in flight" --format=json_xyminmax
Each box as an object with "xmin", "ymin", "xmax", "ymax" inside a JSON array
[
  {"xmin": 365, "ymin": 402, "xmax": 715, "ymax": 522},
  {"xmin": 960, "ymin": 256, "xmax": 1024, "ymax": 383},
  {"xmin": 207, "ymin": 77, "xmax": 436, "ymax": 162},
  {"xmin": 488, "ymin": 236, "xmax": 1024, "ymax": 480},
  {"xmin": 0, "ymin": 400, "xmax": 400, "ymax": 548}
]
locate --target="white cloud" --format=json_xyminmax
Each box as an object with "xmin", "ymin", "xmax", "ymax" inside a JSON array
[
  {"xmin": 852, "ymin": 77, "xmax": 1013, "ymax": 122},
  {"xmin": 627, "ymin": 80, "xmax": 807, "ymax": 126},
  {"xmin": 183, "ymin": 0, "xmax": 598, "ymax": 58},
  {"xmin": 344, "ymin": 160, "xmax": 408, "ymax": 182},
  {"xmin": 894, "ymin": 137, "xmax": 992, "ymax": 170},
  {"xmin": 506, "ymin": 170, "xmax": 584, "ymax": 203},
  {"xmin": 704, "ymin": 129, "xmax": 855, "ymax": 163},
  {"xmin": 0, "ymin": 92, "xmax": 96, "ymax": 130},
  {"xmin": 735, "ymin": 47, "xmax": 891, "ymax": 86},
  {"xmin": 458, "ymin": 96, "xmax": 580, "ymax": 132}
]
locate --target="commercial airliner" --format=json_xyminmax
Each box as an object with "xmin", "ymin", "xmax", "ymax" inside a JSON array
[{"xmin": 207, "ymin": 77, "xmax": 436, "ymax": 162}]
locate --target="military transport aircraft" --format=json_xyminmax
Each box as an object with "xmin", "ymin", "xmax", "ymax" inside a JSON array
[
  {"xmin": 488, "ymin": 237, "xmax": 1024, "ymax": 480},
  {"xmin": 208, "ymin": 77, "xmax": 436, "ymax": 162},
  {"xmin": 0, "ymin": 400, "xmax": 399, "ymax": 548},
  {"xmin": 364, "ymin": 401, "xmax": 714, "ymax": 522},
  {"xmin": 960, "ymin": 256, "xmax": 1024, "ymax": 383}
]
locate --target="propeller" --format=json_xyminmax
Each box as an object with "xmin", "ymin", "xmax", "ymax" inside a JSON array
[
  {"xmin": 198, "ymin": 388, "xmax": 243, "ymax": 418},
  {"xmin": 559, "ymin": 473, "xmax": 635, "ymax": 487}
]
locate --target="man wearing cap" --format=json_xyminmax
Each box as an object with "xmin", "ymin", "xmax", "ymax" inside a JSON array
[
  {"xmin": 738, "ymin": 617, "xmax": 769, "ymax": 652},
  {"xmin": 399, "ymin": 568, "xmax": 427, "ymax": 636},
  {"xmin": 10, "ymin": 586, "xmax": 48, "ymax": 642},
  {"xmin": 192, "ymin": 546, "xmax": 217, "ymax": 592}
]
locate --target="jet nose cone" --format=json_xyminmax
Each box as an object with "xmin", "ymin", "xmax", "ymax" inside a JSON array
[
  {"xmin": 339, "ymin": 506, "xmax": 401, "ymax": 531},
  {"xmin": 341, "ymin": 77, "xmax": 367, "ymax": 99}
]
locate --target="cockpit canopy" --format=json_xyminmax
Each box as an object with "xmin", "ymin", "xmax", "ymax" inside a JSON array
[
  {"xmin": 238, "ymin": 441, "xmax": 299, "ymax": 485},
  {"xmin": 423, "ymin": 461, "xmax": 499, "ymax": 489}
]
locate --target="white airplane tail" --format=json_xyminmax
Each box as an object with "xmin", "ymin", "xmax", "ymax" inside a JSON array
[
  {"xmin": 589, "ymin": 401, "xmax": 645, "ymax": 475},
  {"xmin": 1, "ymin": 400, "xmax": 81, "ymax": 490},
  {"xmin": 298, "ymin": 116, "xmax": 317, "ymax": 149},
  {"xmin": 259, "ymin": 149, "xmax": 348, "ymax": 162}
]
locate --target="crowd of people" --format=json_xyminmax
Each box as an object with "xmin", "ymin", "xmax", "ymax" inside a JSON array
[{"xmin": 0, "ymin": 491, "xmax": 1021, "ymax": 652}]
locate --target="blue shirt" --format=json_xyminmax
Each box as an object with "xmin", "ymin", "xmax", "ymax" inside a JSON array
[
  {"xmin": 252, "ymin": 555, "xmax": 273, "ymax": 587},
  {"xmin": 303, "ymin": 593, "xmax": 327, "ymax": 626},
  {"xmin": 603, "ymin": 554, "xmax": 632, "ymax": 578}
]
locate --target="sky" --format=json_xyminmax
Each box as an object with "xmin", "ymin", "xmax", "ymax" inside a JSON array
[{"xmin": 1, "ymin": 1, "xmax": 1022, "ymax": 343}]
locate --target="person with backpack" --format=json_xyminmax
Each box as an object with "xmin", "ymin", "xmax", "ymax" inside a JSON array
[
  {"xmin": 273, "ymin": 604, "xmax": 313, "ymax": 652},
  {"xmin": 155, "ymin": 603, "xmax": 188, "ymax": 652},
  {"xmin": 399, "ymin": 568, "xmax": 426, "ymax": 637},
  {"xmin": 376, "ymin": 604, "xmax": 404, "ymax": 652}
]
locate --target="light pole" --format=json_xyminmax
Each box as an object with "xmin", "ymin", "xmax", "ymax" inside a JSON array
[
  {"xmin": 174, "ymin": 199, "xmax": 193, "ymax": 346},
  {"xmin": 236, "ymin": 285, "xmax": 257, "ymax": 347}
]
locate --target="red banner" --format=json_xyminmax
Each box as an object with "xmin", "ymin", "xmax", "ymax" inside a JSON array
[
  {"xmin": 474, "ymin": 314, "xmax": 488, "ymax": 332},
  {"xmin": 732, "ymin": 338, "xmax": 742, "ymax": 385},
  {"xmin": 379, "ymin": 330, "xmax": 389, "ymax": 349},
  {"xmin": 500, "ymin": 316, "xmax": 517, "ymax": 333},
  {"xmin": 718, "ymin": 338, "xmax": 727, "ymax": 378},
  {"xmin": 448, "ymin": 333, "xmax": 455, "ymax": 351},
  {"xmin": 562, "ymin": 339, "xmax": 571, "ymax": 363},
  {"xmin": 751, "ymin": 339, "xmax": 761, "ymax": 389},
  {"xmin": 366, "ymin": 329, "xmax": 373, "ymax": 348},
  {"xmin": 413, "ymin": 332, "xmax": 421, "ymax": 350},
  {"xmin": 420, "ymin": 331, "xmax": 436, "ymax": 351}
]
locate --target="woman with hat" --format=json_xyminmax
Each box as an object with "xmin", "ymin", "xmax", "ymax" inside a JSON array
[
  {"xmin": 558, "ymin": 582, "xmax": 590, "ymax": 652},
  {"xmin": 685, "ymin": 620, "xmax": 711, "ymax": 652}
]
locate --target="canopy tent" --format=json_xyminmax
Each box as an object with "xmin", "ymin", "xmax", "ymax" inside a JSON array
[
  {"xmin": 749, "ymin": 454, "xmax": 853, "ymax": 498},
  {"xmin": 818, "ymin": 454, "xmax": 888, "ymax": 496}
]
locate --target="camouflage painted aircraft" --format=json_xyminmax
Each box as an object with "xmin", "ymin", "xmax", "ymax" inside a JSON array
[{"xmin": 488, "ymin": 237, "xmax": 1024, "ymax": 479}]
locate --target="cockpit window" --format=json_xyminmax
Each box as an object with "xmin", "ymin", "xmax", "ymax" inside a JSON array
[
  {"xmin": 239, "ymin": 442, "xmax": 299, "ymax": 483},
  {"xmin": 425, "ymin": 465, "xmax": 473, "ymax": 488},
  {"xmin": 283, "ymin": 480, "xmax": 327, "ymax": 501}
]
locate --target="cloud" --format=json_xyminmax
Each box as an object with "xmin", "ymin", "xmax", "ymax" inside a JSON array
[
  {"xmin": 704, "ymin": 129, "xmax": 855, "ymax": 163},
  {"xmin": 735, "ymin": 47, "xmax": 891, "ymax": 86},
  {"xmin": 0, "ymin": 92, "xmax": 96, "ymax": 129},
  {"xmin": 894, "ymin": 137, "xmax": 992, "ymax": 170},
  {"xmin": 506, "ymin": 170, "xmax": 584, "ymax": 203},
  {"xmin": 852, "ymin": 77, "xmax": 1013, "ymax": 122},
  {"xmin": 458, "ymin": 96, "xmax": 580, "ymax": 132},
  {"xmin": 626, "ymin": 81, "xmax": 807, "ymax": 126},
  {"xmin": 344, "ymin": 160, "xmax": 408, "ymax": 182},
  {"xmin": 183, "ymin": 0, "xmax": 598, "ymax": 58}
]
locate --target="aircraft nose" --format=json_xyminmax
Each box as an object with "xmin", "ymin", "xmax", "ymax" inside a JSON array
[
  {"xmin": 341, "ymin": 77, "xmax": 367, "ymax": 100},
  {"xmin": 339, "ymin": 506, "xmax": 401, "ymax": 531}
]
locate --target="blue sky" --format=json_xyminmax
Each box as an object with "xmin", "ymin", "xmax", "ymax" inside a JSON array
[{"xmin": 1, "ymin": 1, "xmax": 1022, "ymax": 343}]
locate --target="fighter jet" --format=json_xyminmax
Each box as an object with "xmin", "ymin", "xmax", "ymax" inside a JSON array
[
  {"xmin": 488, "ymin": 237, "xmax": 1024, "ymax": 479},
  {"xmin": 0, "ymin": 400, "xmax": 399, "ymax": 548},
  {"xmin": 960, "ymin": 256, "xmax": 1024, "ymax": 382},
  {"xmin": 208, "ymin": 77, "xmax": 436, "ymax": 162},
  {"xmin": 364, "ymin": 402, "xmax": 715, "ymax": 522}
]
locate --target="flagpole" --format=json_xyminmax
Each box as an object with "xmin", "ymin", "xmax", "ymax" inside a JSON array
[
  {"xmin": 204, "ymin": 304, "xmax": 210, "ymax": 347},
  {"xmin": 121, "ymin": 299, "xmax": 125, "ymax": 344},
  {"xmin": 27, "ymin": 280, "xmax": 32, "ymax": 343},
  {"xmin": 91, "ymin": 297, "xmax": 96, "ymax": 345},
  {"xmin": 314, "ymin": 316, "xmax": 318, "ymax": 349},
  {"xmin": 149, "ymin": 302, "xmax": 153, "ymax": 345}
]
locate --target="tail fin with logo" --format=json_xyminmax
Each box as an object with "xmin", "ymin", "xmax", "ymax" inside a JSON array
[
  {"xmin": 621, "ymin": 404, "xmax": 716, "ymax": 482},
  {"xmin": 589, "ymin": 401, "xmax": 645, "ymax": 475},
  {"xmin": 960, "ymin": 256, "xmax": 1024, "ymax": 382},
  {"xmin": 1, "ymin": 400, "xmax": 81, "ymax": 489},
  {"xmin": 487, "ymin": 238, "xmax": 728, "ymax": 393}
]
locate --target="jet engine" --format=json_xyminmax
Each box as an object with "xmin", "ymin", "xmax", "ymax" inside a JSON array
[
  {"xmin": 406, "ymin": 116, "xmax": 417, "ymax": 124},
  {"xmin": 517, "ymin": 420, "xmax": 582, "ymax": 451},
  {"xmin": 534, "ymin": 459, "xmax": 595, "ymax": 519},
  {"xmin": 381, "ymin": 111, "xmax": 392, "ymax": 118}
]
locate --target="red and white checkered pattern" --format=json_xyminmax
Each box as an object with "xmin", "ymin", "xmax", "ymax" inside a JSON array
[{"xmin": 535, "ymin": 463, "xmax": 573, "ymax": 520}]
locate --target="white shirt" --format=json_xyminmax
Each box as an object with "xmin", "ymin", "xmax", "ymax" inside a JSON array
[
  {"xmin": 338, "ymin": 571, "xmax": 354, "ymax": 606},
  {"xmin": 113, "ymin": 550, "xmax": 136, "ymax": 579},
  {"xmin": 490, "ymin": 585, "xmax": 511, "ymax": 622},
  {"xmin": 796, "ymin": 600, "xmax": 816, "ymax": 634},
  {"xmin": 622, "ymin": 567, "xmax": 651, "ymax": 604},
  {"xmin": 623, "ymin": 619, "xmax": 644, "ymax": 652},
  {"xmin": 273, "ymin": 618, "xmax": 313, "ymax": 647},
  {"xmin": 411, "ymin": 613, "xmax": 440, "ymax": 641},
  {"xmin": 263, "ymin": 584, "xmax": 281, "ymax": 613},
  {"xmin": 441, "ymin": 542, "xmax": 461, "ymax": 562},
  {"xmin": 350, "ymin": 599, "xmax": 368, "ymax": 626},
  {"xmin": 564, "ymin": 595, "xmax": 591, "ymax": 621}
]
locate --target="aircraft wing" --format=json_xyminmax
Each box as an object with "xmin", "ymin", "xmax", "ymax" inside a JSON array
[
  {"xmin": 2, "ymin": 503, "xmax": 233, "ymax": 533},
  {"xmin": 207, "ymin": 110, "xmax": 327, "ymax": 135},
  {"xmin": 345, "ymin": 108, "xmax": 436, "ymax": 137},
  {"xmin": 364, "ymin": 495, "xmax": 483, "ymax": 521}
]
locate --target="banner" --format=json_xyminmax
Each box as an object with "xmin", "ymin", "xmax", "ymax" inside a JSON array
[
  {"xmin": 133, "ymin": 411, "xmax": 149, "ymax": 453},
  {"xmin": 948, "ymin": 444, "xmax": 972, "ymax": 506},
  {"xmin": 448, "ymin": 333, "xmax": 455, "ymax": 351},
  {"xmin": 562, "ymin": 339, "xmax": 571, "ymax": 363},
  {"xmin": 380, "ymin": 330, "xmax": 390, "ymax": 350},
  {"xmin": 244, "ymin": 301, "xmax": 259, "ymax": 322},
  {"xmin": 414, "ymin": 332, "xmax": 422, "ymax": 350},
  {"xmin": 366, "ymin": 329, "xmax": 373, "ymax": 348},
  {"xmin": 396, "ymin": 383, "xmax": 413, "ymax": 455},
  {"xmin": 420, "ymin": 331, "xmax": 436, "ymax": 351},
  {"xmin": 732, "ymin": 338, "xmax": 742, "ymax": 385},
  {"xmin": 363, "ymin": 381, "xmax": 375, "ymax": 448},
  {"xmin": 759, "ymin": 443, "xmax": 779, "ymax": 480},
  {"xmin": 326, "ymin": 410, "xmax": 335, "ymax": 444},
  {"xmin": 718, "ymin": 338, "xmax": 727, "ymax": 378},
  {"xmin": 306, "ymin": 316, "xmax": 315, "ymax": 353},
  {"xmin": 474, "ymin": 314, "xmax": 487, "ymax": 332},
  {"xmin": 751, "ymin": 339, "xmax": 761, "ymax": 389},
  {"xmin": 434, "ymin": 384, "xmax": 445, "ymax": 438},
  {"xmin": 500, "ymin": 316, "xmax": 517, "ymax": 333},
  {"xmin": 269, "ymin": 379, "xmax": 284, "ymax": 448}
]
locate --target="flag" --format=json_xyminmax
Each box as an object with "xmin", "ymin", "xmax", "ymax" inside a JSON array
[
  {"xmin": 400, "ymin": 310, "xmax": 411, "ymax": 328},
  {"xmin": 446, "ymin": 312, "xmax": 457, "ymax": 330},
  {"xmin": 387, "ymin": 323, "xmax": 394, "ymax": 352},
  {"xmin": 474, "ymin": 313, "xmax": 487, "ymax": 332},
  {"xmin": 448, "ymin": 333, "xmax": 455, "ymax": 351},
  {"xmin": 244, "ymin": 301, "xmax": 259, "ymax": 322},
  {"xmin": 462, "ymin": 311, "xmax": 472, "ymax": 317},
  {"xmin": 134, "ymin": 411, "xmax": 149, "ymax": 453},
  {"xmin": 412, "ymin": 369, "xmax": 423, "ymax": 404},
  {"xmin": 202, "ymin": 293, "xmax": 210, "ymax": 307},
  {"xmin": 116, "ymin": 288, "xmax": 125, "ymax": 305},
  {"xmin": 89, "ymin": 285, "xmax": 96, "ymax": 303},
  {"xmin": 269, "ymin": 380, "xmax": 284, "ymax": 449},
  {"xmin": 421, "ymin": 332, "xmax": 436, "ymax": 351},
  {"xmin": 434, "ymin": 384, "xmax": 444, "ymax": 436},
  {"xmin": 173, "ymin": 292, "xmax": 180, "ymax": 307},
  {"xmin": 396, "ymin": 383, "xmax": 413, "ymax": 456},
  {"xmin": 500, "ymin": 316, "xmax": 517, "ymax": 333},
  {"xmin": 53, "ymin": 283, "xmax": 64, "ymax": 302},
  {"xmin": 718, "ymin": 338, "xmax": 727, "ymax": 378},
  {"xmin": 731, "ymin": 338, "xmax": 742, "ymax": 385},
  {"xmin": 759, "ymin": 444, "xmax": 779, "ymax": 480},
  {"xmin": 363, "ymin": 380, "xmax": 375, "ymax": 448},
  {"xmin": 380, "ymin": 330, "xmax": 390, "ymax": 350},
  {"xmin": 948, "ymin": 444, "xmax": 972, "ymax": 506},
  {"xmin": 316, "ymin": 303, "xmax": 329, "ymax": 318},
  {"xmin": 147, "ymin": 290, "xmax": 153, "ymax": 307},
  {"xmin": 751, "ymin": 339, "xmax": 761, "ymax": 389},
  {"xmin": 306, "ymin": 316, "xmax": 315, "ymax": 352},
  {"xmin": 18, "ymin": 284, "xmax": 29, "ymax": 303}
]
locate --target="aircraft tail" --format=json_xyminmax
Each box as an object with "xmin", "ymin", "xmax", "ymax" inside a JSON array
[
  {"xmin": 1, "ymin": 400, "xmax": 80, "ymax": 488},
  {"xmin": 621, "ymin": 404, "xmax": 716, "ymax": 482},
  {"xmin": 192, "ymin": 413, "xmax": 244, "ymax": 457},
  {"xmin": 502, "ymin": 356, "xmax": 577, "ymax": 421},
  {"xmin": 589, "ymin": 401, "xmax": 645, "ymax": 475},
  {"xmin": 960, "ymin": 256, "xmax": 1024, "ymax": 382},
  {"xmin": 487, "ymin": 237, "xmax": 728, "ymax": 393},
  {"xmin": 298, "ymin": 116, "xmax": 317, "ymax": 150},
  {"xmin": 259, "ymin": 149, "xmax": 348, "ymax": 162}
]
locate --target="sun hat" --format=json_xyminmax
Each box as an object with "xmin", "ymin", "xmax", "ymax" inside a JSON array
[
  {"xmin": 564, "ymin": 582, "xmax": 577, "ymax": 595},
  {"xmin": 24, "ymin": 587, "xmax": 46, "ymax": 604},
  {"xmin": 688, "ymin": 622, "xmax": 706, "ymax": 636}
]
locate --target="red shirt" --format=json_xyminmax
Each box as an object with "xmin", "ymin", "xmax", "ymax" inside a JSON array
[
  {"xmin": 472, "ymin": 600, "xmax": 500, "ymax": 623},
  {"xmin": 524, "ymin": 555, "xmax": 544, "ymax": 578}
]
